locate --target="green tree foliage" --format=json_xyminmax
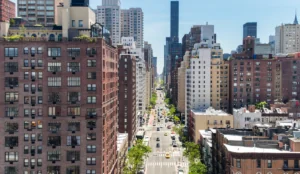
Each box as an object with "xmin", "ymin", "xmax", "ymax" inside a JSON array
[
  {"xmin": 164, "ymin": 98, "xmax": 170, "ymax": 105},
  {"xmin": 174, "ymin": 116, "xmax": 180, "ymax": 124},
  {"xmin": 189, "ymin": 162, "xmax": 207, "ymax": 174},
  {"xmin": 123, "ymin": 140, "xmax": 152, "ymax": 174},
  {"xmin": 255, "ymin": 101, "xmax": 267, "ymax": 109},
  {"xmin": 183, "ymin": 142, "xmax": 207, "ymax": 174},
  {"xmin": 9, "ymin": 18, "xmax": 15, "ymax": 26},
  {"xmin": 169, "ymin": 104, "xmax": 176, "ymax": 115},
  {"xmin": 150, "ymin": 92, "xmax": 157, "ymax": 106}
]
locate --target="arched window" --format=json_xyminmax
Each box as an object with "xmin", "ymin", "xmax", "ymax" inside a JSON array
[
  {"xmin": 49, "ymin": 34, "xmax": 55, "ymax": 41},
  {"xmin": 31, "ymin": 34, "xmax": 37, "ymax": 37},
  {"xmin": 58, "ymin": 34, "xmax": 62, "ymax": 41}
]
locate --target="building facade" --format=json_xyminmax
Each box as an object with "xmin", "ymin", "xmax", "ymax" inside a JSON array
[
  {"xmin": 188, "ymin": 108, "xmax": 233, "ymax": 143},
  {"xmin": 96, "ymin": 0, "xmax": 121, "ymax": 46},
  {"xmin": 117, "ymin": 133, "xmax": 128, "ymax": 174},
  {"xmin": 243, "ymin": 22, "xmax": 257, "ymax": 38},
  {"xmin": 0, "ymin": 0, "xmax": 15, "ymax": 22},
  {"xmin": 170, "ymin": 1, "xmax": 179, "ymax": 40},
  {"xmin": 0, "ymin": 37, "xmax": 118, "ymax": 174},
  {"xmin": 177, "ymin": 51, "xmax": 190, "ymax": 114},
  {"xmin": 275, "ymin": 23, "xmax": 300, "ymax": 54},
  {"xmin": 18, "ymin": 0, "xmax": 58, "ymax": 26},
  {"xmin": 118, "ymin": 49, "xmax": 136, "ymax": 147},
  {"xmin": 121, "ymin": 8, "xmax": 144, "ymax": 48}
]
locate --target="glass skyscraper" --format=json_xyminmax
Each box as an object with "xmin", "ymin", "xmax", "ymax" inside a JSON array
[
  {"xmin": 243, "ymin": 22, "xmax": 257, "ymax": 39},
  {"xmin": 170, "ymin": 1, "xmax": 179, "ymax": 40}
]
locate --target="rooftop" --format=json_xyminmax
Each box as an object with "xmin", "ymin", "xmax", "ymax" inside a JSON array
[
  {"xmin": 224, "ymin": 135, "xmax": 243, "ymax": 141},
  {"xmin": 191, "ymin": 107, "xmax": 231, "ymax": 116},
  {"xmin": 224, "ymin": 144, "xmax": 300, "ymax": 154}
]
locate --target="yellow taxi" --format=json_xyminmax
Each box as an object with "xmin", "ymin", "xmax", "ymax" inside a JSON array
[
  {"xmin": 164, "ymin": 133, "xmax": 168, "ymax": 136},
  {"xmin": 165, "ymin": 152, "xmax": 171, "ymax": 158}
]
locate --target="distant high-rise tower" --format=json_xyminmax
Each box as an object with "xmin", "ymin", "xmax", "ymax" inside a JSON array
[
  {"xmin": 121, "ymin": 8, "xmax": 144, "ymax": 48},
  {"xmin": 294, "ymin": 11, "xmax": 299, "ymax": 24},
  {"xmin": 170, "ymin": 1, "xmax": 179, "ymax": 41},
  {"xmin": 96, "ymin": 0, "xmax": 121, "ymax": 46},
  {"xmin": 243, "ymin": 22, "xmax": 257, "ymax": 39}
]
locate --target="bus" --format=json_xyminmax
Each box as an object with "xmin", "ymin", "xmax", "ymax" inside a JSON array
[{"xmin": 136, "ymin": 130, "xmax": 145, "ymax": 140}]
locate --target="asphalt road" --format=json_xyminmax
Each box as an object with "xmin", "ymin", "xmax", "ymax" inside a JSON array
[{"xmin": 145, "ymin": 89, "xmax": 188, "ymax": 174}]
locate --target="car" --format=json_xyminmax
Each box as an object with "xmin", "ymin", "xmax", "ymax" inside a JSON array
[
  {"xmin": 172, "ymin": 143, "xmax": 177, "ymax": 147},
  {"xmin": 156, "ymin": 137, "xmax": 160, "ymax": 141},
  {"xmin": 164, "ymin": 133, "xmax": 168, "ymax": 136},
  {"xmin": 167, "ymin": 125, "xmax": 171, "ymax": 129},
  {"xmin": 157, "ymin": 127, "xmax": 160, "ymax": 131},
  {"xmin": 171, "ymin": 136, "xmax": 175, "ymax": 140},
  {"xmin": 156, "ymin": 143, "xmax": 160, "ymax": 148},
  {"xmin": 153, "ymin": 124, "xmax": 156, "ymax": 126},
  {"xmin": 178, "ymin": 168, "xmax": 184, "ymax": 174},
  {"xmin": 165, "ymin": 152, "xmax": 170, "ymax": 158}
]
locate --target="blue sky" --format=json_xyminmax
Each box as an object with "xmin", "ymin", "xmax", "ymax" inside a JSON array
[{"xmin": 12, "ymin": 0, "xmax": 300, "ymax": 74}]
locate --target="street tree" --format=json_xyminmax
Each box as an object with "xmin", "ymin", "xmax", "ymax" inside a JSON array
[
  {"xmin": 169, "ymin": 104, "xmax": 176, "ymax": 115},
  {"xmin": 174, "ymin": 116, "xmax": 180, "ymax": 124},
  {"xmin": 188, "ymin": 162, "xmax": 207, "ymax": 174},
  {"xmin": 123, "ymin": 140, "xmax": 152, "ymax": 174},
  {"xmin": 183, "ymin": 142, "xmax": 200, "ymax": 163},
  {"xmin": 255, "ymin": 101, "xmax": 267, "ymax": 109}
]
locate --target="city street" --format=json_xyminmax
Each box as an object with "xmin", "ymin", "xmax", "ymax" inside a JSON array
[{"xmin": 144, "ymin": 88, "xmax": 188, "ymax": 174}]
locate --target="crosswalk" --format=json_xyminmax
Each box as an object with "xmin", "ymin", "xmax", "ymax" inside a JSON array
[
  {"xmin": 147, "ymin": 161, "xmax": 189, "ymax": 167},
  {"xmin": 153, "ymin": 151, "xmax": 182, "ymax": 157}
]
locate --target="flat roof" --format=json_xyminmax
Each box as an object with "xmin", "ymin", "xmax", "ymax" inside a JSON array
[
  {"xmin": 224, "ymin": 135, "xmax": 243, "ymax": 141},
  {"xmin": 191, "ymin": 107, "xmax": 231, "ymax": 116},
  {"xmin": 224, "ymin": 144, "xmax": 300, "ymax": 154},
  {"xmin": 199, "ymin": 130, "xmax": 212, "ymax": 139}
]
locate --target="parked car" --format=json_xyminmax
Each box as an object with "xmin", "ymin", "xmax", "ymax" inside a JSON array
[
  {"xmin": 156, "ymin": 137, "xmax": 160, "ymax": 141},
  {"xmin": 157, "ymin": 127, "xmax": 160, "ymax": 131},
  {"xmin": 165, "ymin": 152, "xmax": 170, "ymax": 158},
  {"xmin": 156, "ymin": 143, "xmax": 160, "ymax": 148}
]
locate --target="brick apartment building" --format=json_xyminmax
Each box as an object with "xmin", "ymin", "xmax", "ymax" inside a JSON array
[
  {"xmin": 118, "ymin": 50, "xmax": 136, "ymax": 147},
  {"xmin": 0, "ymin": 37, "xmax": 118, "ymax": 174},
  {"xmin": 206, "ymin": 128, "xmax": 300, "ymax": 174},
  {"xmin": 0, "ymin": 0, "xmax": 15, "ymax": 22},
  {"xmin": 229, "ymin": 36, "xmax": 300, "ymax": 112}
]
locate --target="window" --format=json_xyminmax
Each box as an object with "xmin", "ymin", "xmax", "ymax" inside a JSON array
[
  {"xmin": 67, "ymin": 151, "xmax": 80, "ymax": 161},
  {"xmin": 48, "ymin": 48, "xmax": 61, "ymax": 57},
  {"xmin": 87, "ymin": 157, "xmax": 96, "ymax": 165},
  {"xmin": 48, "ymin": 77, "xmax": 61, "ymax": 87},
  {"xmin": 87, "ymin": 72, "xmax": 96, "ymax": 79},
  {"xmin": 68, "ymin": 122, "xmax": 80, "ymax": 131},
  {"xmin": 24, "ymin": 72, "xmax": 29, "ymax": 79},
  {"xmin": 5, "ymin": 92, "xmax": 19, "ymax": 102},
  {"xmin": 37, "ymin": 60, "xmax": 43, "ymax": 67},
  {"xmin": 24, "ymin": 146, "xmax": 29, "ymax": 154},
  {"xmin": 5, "ymin": 107, "xmax": 18, "ymax": 117},
  {"xmin": 5, "ymin": 77, "xmax": 18, "ymax": 88},
  {"xmin": 67, "ymin": 62, "xmax": 80, "ymax": 72},
  {"xmin": 48, "ymin": 123, "xmax": 61, "ymax": 133},
  {"xmin": 5, "ymin": 136, "xmax": 18, "ymax": 147},
  {"xmin": 37, "ymin": 146, "xmax": 42, "ymax": 154},
  {"xmin": 87, "ymin": 133, "xmax": 96, "ymax": 140},
  {"xmin": 67, "ymin": 48, "xmax": 80, "ymax": 57},
  {"xmin": 68, "ymin": 92, "xmax": 81, "ymax": 103},
  {"xmin": 67, "ymin": 166, "xmax": 80, "ymax": 174},
  {"xmin": 86, "ymin": 48, "xmax": 96, "ymax": 56},
  {"xmin": 68, "ymin": 77, "xmax": 80, "ymax": 86},
  {"xmin": 24, "ymin": 59, "xmax": 29, "ymax": 67},
  {"xmin": 67, "ymin": 136, "xmax": 80, "ymax": 146},
  {"xmin": 5, "ymin": 152, "xmax": 18, "ymax": 162},
  {"xmin": 48, "ymin": 62, "xmax": 61, "ymax": 72},
  {"xmin": 47, "ymin": 166, "xmax": 60, "ymax": 174},
  {"xmin": 38, "ymin": 72, "xmax": 43, "ymax": 79},
  {"xmin": 87, "ymin": 121, "xmax": 96, "ymax": 129},
  {"xmin": 87, "ymin": 145, "xmax": 96, "ymax": 153},
  {"xmin": 236, "ymin": 159, "xmax": 241, "ymax": 168},
  {"xmin": 5, "ymin": 48, "xmax": 18, "ymax": 57},
  {"xmin": 78, "ymin": 20, "xmax": 83, "ymax": 27},
  {"xmin": 38, "ymin": 47, "xmax": 43, "ymax": 54},
  {"xmin": 267, "ymin": 160, "xmax": 272, "ymax": 168},
  {"xmin": 86, "ymin": 108, "xmax": 96, "ymax": 117},
  {"xmin": 86, "ymin": 170, "xmax": 96, "ymax": 174},
  {"xmin": 87, "ymin": 60, "xmax": 96, "ymax": 67},
  {"xmin": 24, "ymin": 158, "xmax": 29, "ymax": 167},
  {"xmin": 295, "ymin": 160, "xmax": 299, "ymax": 168},
  {"xmin": 5, "ymin": 62, "xmax": 18, "ymax": 72},
  {"xmin": 48, "ymin": 106, "xmax": 61, "ymax": 117},
  {"xmin": 284, "ymin": 159, "xmax": 288, "ymax": 168},
  {"xmin": 48, "ymin": 92, "xmax": 61, "ymax": 104},
  {"xmin": 87, "ymin": 96, "xmax": 96, "ymax": 104},
  {"xmin": 72, "ymin": 20, "xmax": 75, "ymax": 27},
  {"xmin": 87, "ymin": 84, "xmax": 96, "ymax": 91},
  {"xmin": 37, "ymin": 158, "xmax": 42, "ymax": 166},
  {"xmin": 47, "ymin": 151, "xmax": 61, "ymax": 161},
  {"xmin": 47, "ymin": 136, "xmax": 61, "ymax": 146},
  {"xmin": 30, "ymin": 158, "xmax": 36, "ymax": 167},
  {"xmin": 68, "ymin": 107, "xmax": 80, "ymax": 116}
]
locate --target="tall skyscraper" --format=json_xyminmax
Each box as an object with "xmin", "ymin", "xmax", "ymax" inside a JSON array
[
  {"xmin": 121, "ymin": 8, "xmax": 144, "ymax": 48},
  {"xmin": 275, "ymin": 22, "xmax": 300, "ymax": 54},
  {"xmin": 17, "ymin": 0, "xmax": 57, "ymax": 25},
  {"xmin": 243, "ymin": 22, "xmax": 257, "ymax": 38},
  {"xmin": 97, "ymin": 0, "xmax": 121, "ymax": 46},
  {"xmin": 170, "ymin": 1, "xmax": 179, "ymax": 40}
]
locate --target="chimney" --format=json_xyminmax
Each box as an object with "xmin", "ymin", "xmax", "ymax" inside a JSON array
[{"xmin": 248, "ymin": 105, "xmax": 256, "ymax": 112}]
